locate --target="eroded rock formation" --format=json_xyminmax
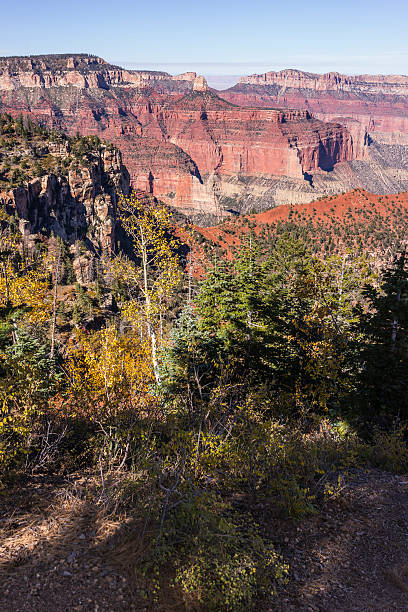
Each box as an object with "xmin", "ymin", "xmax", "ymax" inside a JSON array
[
  {"xmin": 222, "ymin": 69, "xmax": 408, "ymax": 134},
  {"xmin": 0, "ymin": 55, "xmax": 360, "ymax": 221},
  {"xmin": 0, "ymin": 131, "xmax": 130, "ymax": 282}
]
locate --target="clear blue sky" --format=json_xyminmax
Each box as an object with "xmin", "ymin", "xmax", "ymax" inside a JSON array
[{"xmin": 2, "ymin": 0, "xmax": 408, "ymax": 86}]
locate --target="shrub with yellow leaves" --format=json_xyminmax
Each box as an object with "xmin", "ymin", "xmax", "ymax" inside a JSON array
[
  {"xmin": 64, "ymin": 325, "xmax": 158, "ymax": 467},
  {"xmin": 66, "ymin": 325, "xmax": 157, "ymax": 421}
]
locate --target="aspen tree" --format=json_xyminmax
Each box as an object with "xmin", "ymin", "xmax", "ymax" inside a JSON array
[
  {"xmin": 118, "ymin": 194, "xmax": 182, "ymax": 382},
  {"xmin": 49, "ymin": 238, "xmax": 62, "ymax": 359}
]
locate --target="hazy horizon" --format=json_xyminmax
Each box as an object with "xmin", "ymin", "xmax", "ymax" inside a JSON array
[
  {"xmin": 119, "ymin": 60, "xmax": 408, "ymax": 90},
  {"xmin": 120, "ymin": 59, "xmax": 408, "ymax": 80}
]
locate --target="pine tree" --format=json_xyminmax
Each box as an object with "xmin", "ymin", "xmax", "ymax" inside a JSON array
[
  {"xmin": 159, "ymin": 304, "xmax": 220, "ymax": 423},
  {"xmin": 354, "ymin": 252, "xmax": 408, "ymax": 425}
]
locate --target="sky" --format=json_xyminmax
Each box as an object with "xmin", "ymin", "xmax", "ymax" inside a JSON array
[{"xmin": 1, "ymin": 0, "xmax": 408, "ymax": 89}]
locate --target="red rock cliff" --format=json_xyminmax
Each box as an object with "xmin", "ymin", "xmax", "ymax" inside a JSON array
[
  {"xmin": 221, "ymin": 69, "xmax": 408, "ymax": 134},
  {"xmin": 0, "ymin": 56, "xmax": 358, "ymax": 218}
]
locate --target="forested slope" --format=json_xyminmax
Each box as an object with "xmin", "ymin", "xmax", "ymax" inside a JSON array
[{"xmin": 1, "ymin": 116, "xmax": 408, "ymax": 610}]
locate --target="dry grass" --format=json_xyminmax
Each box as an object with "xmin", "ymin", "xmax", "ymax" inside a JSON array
[
  {"xmin": 0, "ymin": 474, "xmax": 102, "ymax": 575},
  {"xmin": 385, "ymin": 566, "xmax": 408, "ymax": 594}
]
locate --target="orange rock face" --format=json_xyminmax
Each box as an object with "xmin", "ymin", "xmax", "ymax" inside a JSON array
[
  {"xmin": 221, "ymin": 69, "xmax": 408, "ymax": 134},
  {"xmin": 0, "ymin": 55, "xmax": 360, "ymax": 218}
]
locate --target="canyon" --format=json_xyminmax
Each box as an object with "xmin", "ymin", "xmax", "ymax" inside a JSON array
[
  {"xmin": 0, "ymin": 55, "xmax": 408, "ymax": 222},
  {"xmin": 223, "ymin": 70, "xmax": 408, "ymax": 134}
]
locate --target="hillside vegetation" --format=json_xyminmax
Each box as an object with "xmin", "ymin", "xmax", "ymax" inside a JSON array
[
  {"xmin": 1, "ymin": 121, "xmax": 408, "ymax": 610},
  {"xmin": 196, "ymin": 189, "xmax": 408, "ymax": 262},
  {"xmin": 0, "ymin": 112, "xmax": 115, "ymax": 190}
]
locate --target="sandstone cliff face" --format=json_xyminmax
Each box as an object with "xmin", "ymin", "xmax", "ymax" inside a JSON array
[
  {"xmin": 222, "ymin": 69, "xmax": 408, "ymax": 134},
  {"xmin": 0, "ymin": 55, "xmax": 358, "ymax": 220},
  {"xmin": 165, "ymin": 102, "xmax": 352, "ymax": 176},
  {"xmin": 102, "ymin": 93, "xmax": 353, "ymax": 216},
  {"xmin": 239, "ymin": 70, "xmax": 408, "ymax": 94},
  {"xmin": 0, "ymin": 54, "xmax": 194, "ymax": 91},
  {"xmin": 0, "ymin": 131, "xmax": 130, "ymax": 282}
]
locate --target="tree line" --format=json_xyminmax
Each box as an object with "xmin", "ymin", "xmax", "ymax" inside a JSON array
[{"xmin": 0, "ymin": 192, "xmax": 407, "ymax": 609}]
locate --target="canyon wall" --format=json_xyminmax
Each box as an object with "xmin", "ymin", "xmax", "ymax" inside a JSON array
[
  {"xmin": 0, "ymin": 138, "xmax": 130, "ymax": 282},
  {"xmin": 222, "ymin": 69, "xmax": 408, "ymax": 134},
  {"xmin": 0, "ymin": 55, "xmax": 359, "ymax": 220},
  {"xmin": 0, "ymin": 54, "xmax": 196, "ymax": 91}
]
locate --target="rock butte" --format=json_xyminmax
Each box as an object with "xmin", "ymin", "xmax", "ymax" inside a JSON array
[
  {"xmin": 221, "ymin": 69, "xmax": 408, "ymax": 135},
  {"xmin": 2, "ymin": 55, "xmax": 408, "ymax": 222}
]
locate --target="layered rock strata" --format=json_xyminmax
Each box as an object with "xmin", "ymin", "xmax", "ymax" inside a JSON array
[
  {"xmin": 222, "ymin": 69, "xmax": 408, "ymax": 134},
  {"xmin": 0, "ymin": 55, "xmax": 359, "ymax": 220}
]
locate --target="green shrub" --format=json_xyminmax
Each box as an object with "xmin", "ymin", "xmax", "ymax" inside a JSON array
[
  {"xmin": 143, "ymin": 491, "xmax": 288, "ymax": 610},
  {"xmin": 369, "ymin": 426, "xmax": 408, "ymax": 473}
]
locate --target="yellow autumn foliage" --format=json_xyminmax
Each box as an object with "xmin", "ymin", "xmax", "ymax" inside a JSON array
[
  {"xmin": 118, "ymin": 193, "xmax": 182, "ymax": 326},
  {"xmin": 65, "ymin": 325, "xmax": 157, "ymax": 421},
  {"xmin": 0, "ymin": 261, "xmax": 51, "ymax": 323}
]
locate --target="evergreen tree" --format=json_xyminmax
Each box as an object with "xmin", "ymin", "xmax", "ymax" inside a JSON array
[
  {"xmin": 353, "ymin": 252, "xmax": 408, "ymax": 426},
  {"xmin": 159, "ymin": 305, "xmax": 221, "ymax": 424}
]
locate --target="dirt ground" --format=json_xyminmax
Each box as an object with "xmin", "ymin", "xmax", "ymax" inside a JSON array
[
  {"xmin": 274, "ymin": 470, "xmax": 408, "ymax": 611},
  {"xmin": 0, "ymin": 469, "xmax": 407, "ymax": 611}
]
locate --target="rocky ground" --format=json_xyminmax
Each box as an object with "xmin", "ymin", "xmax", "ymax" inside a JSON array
[
  {"xmin": 274, "ymin": 470, "xmax": 408, "ymax": 611},
  {"xmin": 0, "ymin": 470, "xmax": 407, "ymax": 611}
]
